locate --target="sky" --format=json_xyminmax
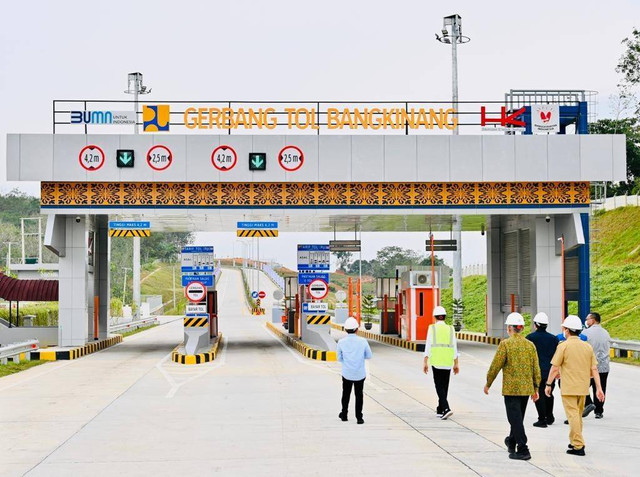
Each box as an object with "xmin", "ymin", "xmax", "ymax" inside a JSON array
[{"xmin": 0, "ymin": 0, "xmax": 637, "ymax": 268}]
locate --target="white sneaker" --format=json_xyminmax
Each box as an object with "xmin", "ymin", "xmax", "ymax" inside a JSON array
[{"xmin": 441, "ymin": 410, "xmax": 454, "ymax": 420}]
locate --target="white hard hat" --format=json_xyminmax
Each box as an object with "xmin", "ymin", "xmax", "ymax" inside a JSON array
[
  {"xmin": 505, "ymin": 312, "xmax": 525, "ymax": 326},
  {"xmin": 433, "ymin": 306, "xmax": 447, "ymax": 317},
  {"xmin": 533, "ymin": 312, "xmax": 549, "ymax": 325},
  {"xmin": 562, "ymin": 315, "xmax": 583, "ymax": 332},
  {"xmin": 344, "ymin": 317, "xmax": 359, "ymax": 330}
]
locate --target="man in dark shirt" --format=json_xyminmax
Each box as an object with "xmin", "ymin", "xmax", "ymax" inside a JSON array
[{"xmin": 527, "ymin": 312, "xmax": 559, "ymax": 427}]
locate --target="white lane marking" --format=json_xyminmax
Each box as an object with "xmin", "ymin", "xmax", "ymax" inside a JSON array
[
  {"xmin": 0, "ymin": 360, "xmax": 73, "ymax": 392},
  {"xmin": 262, "ymin": 326, "xmax": 385, "ymax": 392},
  {"xmin": 156, "ymin": 338, "xmax": 229, "ymax": 399}
]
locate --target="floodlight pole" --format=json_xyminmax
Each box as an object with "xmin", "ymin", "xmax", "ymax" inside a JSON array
[
  {"xmin": 437, "ymin": 15, "xmax": 468, "ymax": 316},
  {"xmin": 124, "ymin": 73, "xmax": 150, "ymax": 318}
]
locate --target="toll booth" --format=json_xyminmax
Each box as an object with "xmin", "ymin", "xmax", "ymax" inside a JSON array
[
  {"xmin": 399, "ymin": 271, "xmax": 439, "ymax": 342},
  {"xmin": 376, "ymin": 277, "xmax": 397, "ymax": 335},
  {"xmin": 283, "ymin": 276, "xmax": 298, "ymax": 333}
]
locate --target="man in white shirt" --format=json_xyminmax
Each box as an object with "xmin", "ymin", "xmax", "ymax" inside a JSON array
[
  {"xmin": 422, "ymin": 306, "xmax": 459, "ymax": 420},
  {"xmin": 337, "ymin": 317, "xmax": 373, "ymax": 424},
  {"xmin": 582, "ymin": 312, "xmax": 611, "ymax": 419}
]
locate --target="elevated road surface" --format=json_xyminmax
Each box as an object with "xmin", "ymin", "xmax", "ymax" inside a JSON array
[{"xmin": 1, "ymin": 268, "xmax": 638, "ymax": 476}]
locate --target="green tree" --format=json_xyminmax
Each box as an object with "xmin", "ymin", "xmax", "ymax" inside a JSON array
[
  {"xmin": 372, "ymin": 246, "xmax": 424, "ymax": 277},
  {"xmin": 141, "ymin": 232, "xmax": 194, "ymax": 262},
  {"xmin": 334, "ymin": 251, "xmax": 353, "ymax": 272},
  {"xmin": 617, "ymin": 27, "xmax": 640, "ymax": 110},
  {"xmin": 348, "ymin": 259, "xmax": 374, "ymax": 276},
  {"xmin": 361, "ymin": 293, "xmax": 377, "ymax": 324}
]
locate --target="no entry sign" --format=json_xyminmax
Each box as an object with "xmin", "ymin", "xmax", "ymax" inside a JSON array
[
  {"xmin": 278, "ymin": 145, "xmax": 304, "ymax": 171},
  {"xmin": 308, "ymin": 278, "xmax": 329, "ymax": 300},
  {"xmin": 185, "ymin": 281, "xmax": 206, "ymax": 303}
]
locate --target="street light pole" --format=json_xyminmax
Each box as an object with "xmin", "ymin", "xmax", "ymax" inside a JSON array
[
  {"xmin": 124, "ymin": 73, "xmax": 151, "ymax": 318},
  {"xmin": 436, "ymin": 14, "xmax": 470, "ymax": 315}
]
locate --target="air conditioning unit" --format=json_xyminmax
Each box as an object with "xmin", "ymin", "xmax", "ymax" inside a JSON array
[{"xmin": 412, "ymin": 271, "xmax": 431, "ymax": 286}]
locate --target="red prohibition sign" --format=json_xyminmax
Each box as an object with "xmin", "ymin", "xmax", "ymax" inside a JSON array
[
  {"xmin": 278, "ymin": 145, "xmax": 304, "ymax": 172},
  {"xmin": 147, "ymin": 145, "xmax": 173, "ymax": 171},
  {"xmin": 78, "ymin": 145, "xmax": 105, "ymax": 171},
  {"xmin": 211, "ymin": 145, "xmax": 238, "ymax": 171},
  {"xmin": 185, "ymin": 281, "xmax": 207, "ymax": 303},
  {"xmin": 308, "ymin": 278, "xmax": 329, "ymax": 300},
  {"xmin": 258, "ymin": 291, "xmax": 266, "ymax": 299}
]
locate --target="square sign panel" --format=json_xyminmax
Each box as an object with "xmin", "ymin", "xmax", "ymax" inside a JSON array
[
  {"xmin": 249, "ymin": 152, "xmax": 267, "ymax": 171},
  {"xmin": 116, "ymin": 149, "xmax": 135, "ymax": 168}
]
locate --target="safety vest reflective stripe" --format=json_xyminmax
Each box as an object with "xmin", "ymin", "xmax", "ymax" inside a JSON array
[{"xmin": 429, "ymin": 323, "xmax": 455, "ymax": 367}]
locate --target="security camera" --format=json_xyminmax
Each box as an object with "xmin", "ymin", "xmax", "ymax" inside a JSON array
[
  {"xmin": 75, "ymin": 216, "xmax": 81, "ymax": 223},
  {"xmin": 545, "ymin": 215, "xmax": 551, "ymax": 223}
]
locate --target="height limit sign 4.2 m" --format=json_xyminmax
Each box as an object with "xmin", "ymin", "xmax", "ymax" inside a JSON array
[
  {"xmin": 211, "ymin": 145, "xmax": 237, "ymax": 171},
  {"xmin": 278, "ymin": 145, "xmax": 303, "ymax": 171}
]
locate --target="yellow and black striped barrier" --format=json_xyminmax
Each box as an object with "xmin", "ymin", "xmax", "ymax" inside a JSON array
[
  {"xmin": 307, "ymin": 315, "xmax": 331, "ymax": 325},
  {"xmin": 29, "ymin": 335, "xmax": 123, "ymax": 361},
  {"xmin": 109, "ymin": 229, "xmax": 151, "ymax": 237},
  {"xmin": 171, "ymin": 334, "xmax": 223, "ymax": 365},
  {"xmin": 456, "ymin": 331, "xmax": 502, "ymax": 345},
  {"xmin": 237, "ymin": 229, "xmax": 278, "ymax": 238},
  {"xmin": 183, "ymin": 316, "xmax": 209, "ymax": 327},
  {"xmin": 266, "ymin": 322, "xmax": 337, "ymax": 361}
]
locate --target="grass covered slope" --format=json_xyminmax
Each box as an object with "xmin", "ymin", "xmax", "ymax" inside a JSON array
[{"xmin": 591, "ymin": 206, "xmax": 640, "ymax": 340}]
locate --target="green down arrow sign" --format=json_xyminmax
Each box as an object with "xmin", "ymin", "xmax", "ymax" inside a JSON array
[
  {"xmin": 249, "ymin": 153, "xmax": 266, "ymax": 171},
  {"xmin": 117, "ymin": 150, "xmax": 134, "ymax": 167}
]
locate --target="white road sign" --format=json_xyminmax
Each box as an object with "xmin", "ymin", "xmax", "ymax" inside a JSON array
[
  {"xmin": 302, "ymin": 302, "xmax": 328, "ymax": 313},
  {"xmin": 307, "ymin": 278, "xmax": 329, "ymax": 300},
  {"xmin": 186, "ymin": 304, "xmax": 207, "ymax": 314},
  {"xmin": 185, "ymin": 281, "xmax": 206, "ymax": 303}
]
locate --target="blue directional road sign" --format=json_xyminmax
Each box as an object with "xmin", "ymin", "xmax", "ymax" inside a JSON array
[
  {"xmin": 181, "ymin": 274, "xmax": 214, "ymax": 287},
  {"xmin": 237, "ymin": 221, "xmax": 278, "ymax": 229},
  {"xmin": 181, "ymin": 246, "xmax": 215, "ymax": 273},
  {"xmin": 297, "ymin": 244, "xmax": 330, "ymax": 271},
  {"xmin": 109, "ymin": 221, "xmax": 150, "ymax": 229},
  {"xmin": 297, "ymin": 272, "xmax": 330, "ymax": 285},
  {"xmin": 251, "ymin": 291, "xmax": 259, "ymax": 299}
]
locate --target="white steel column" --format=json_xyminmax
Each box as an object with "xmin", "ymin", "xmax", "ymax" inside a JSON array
[{"xmin": 133, "ymin": 237, "xmax": 141, "ymax": 318}]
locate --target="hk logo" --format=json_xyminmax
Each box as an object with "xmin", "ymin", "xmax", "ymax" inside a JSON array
[
  {"xmin": 540, "ymin": 110, "xmax": 552, "ymax": 123},
  {"xmin": 143, "ymin": 105, "xmax": 170, "ymax": 132}
]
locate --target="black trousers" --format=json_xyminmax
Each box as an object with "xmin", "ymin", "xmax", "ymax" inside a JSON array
[
  {"xmin": 341, "ymin": 377, "xmax": 365, "ymax": 418},
  {"xmin": 534, "ymin": 376, "xmax": 555, "ymax": 422},
  {"xmin": 585, "ymin": 372, "xmax": 608, "ymax": 414},
  {"xmin": 432, "ymin": 367, "xmax": 451, "ymax": 413},
  {"xmin": 504, "ymin": 396, "xmax": 529, "ymax": 450}
]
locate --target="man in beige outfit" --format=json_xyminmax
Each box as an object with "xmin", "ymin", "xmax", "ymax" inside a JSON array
[{"xmin": 545, "ymin": 315, "xmax": 605, "ymax": 456}]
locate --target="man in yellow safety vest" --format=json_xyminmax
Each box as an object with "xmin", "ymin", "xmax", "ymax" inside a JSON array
[{"xmin": 422, "ymin": 306, "xmax": 459, "ymax": 420}]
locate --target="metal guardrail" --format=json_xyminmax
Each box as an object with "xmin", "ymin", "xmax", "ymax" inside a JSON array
[
  {"xmin": 611, "ymin": 339, "xmax": 640, "ymax": 357},
  {"xmin": 0, "ymin": 339, "xmax": 39, "ymax": 364},
  {"xmin": 109, "ymin": 317, "xmax": 157, "ymax": 334}
]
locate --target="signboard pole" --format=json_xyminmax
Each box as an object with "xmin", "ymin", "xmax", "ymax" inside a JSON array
[{"xmin": 133, "ymin": 237, "xmax": 140, "ymax": 319}]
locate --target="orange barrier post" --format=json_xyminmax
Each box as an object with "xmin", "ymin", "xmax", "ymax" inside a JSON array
[
  {"xmin": 348, "ymin": 277, "xmax": 353, "ymax": 318},
  {"xmin": 560, "ymin": 236, "xmax": 566, "ymax": 320},
  {"xmin": 356, "ymin": 279, "xmax": 362, "ymax": 324},
  {"xmin": 294, "ymin": 293, "xmax": 300, "ymax": 337},
  {"xmin": 510, "ymin": 294, "xmax": 515, "ymax": 313},
  {"xmin": 93, "ymin": 296, "xmax": 99, "ymax": 340}
]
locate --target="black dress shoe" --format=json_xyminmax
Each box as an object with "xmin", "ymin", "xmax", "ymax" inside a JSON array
[
  {"xmin": 509, "ymin": 447, "xmax": 531, "ymax": 460},
  {"xmin": 533, "ymin": 420, "xmax": 548, "ymax": 428},
  {"xmin": 546, "ymin": 417, "xmax": 555, "ymax": 425},
  {"xmin": 582, "ymin": 403, "xmax": 596, "ymax": 417},
  {"xmin": 504, "ymin": 436, "xmax": 516, "ymax": 454},
  {"xmin": 564, "ymin": 420, "xmax": 569, "ymax": 425},
  {"xmin": 357, "ymin": 417, "xmax": 364, "ymax": 424},
  {"xmin": 595, "ymin": 413, "xmax": 603, "ymax": 419},
  {"xmin": 567, "ymin": 447, "xmax": 586, "ymax": 456},
  {"xmin": 339, "ymin": 413, "xmax": 348, "ymax": 422}
]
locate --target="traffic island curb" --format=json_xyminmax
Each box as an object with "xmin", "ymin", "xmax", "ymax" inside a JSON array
[
  {"xmin": 29, "ymin": 335, "xmax": 123, "ymax": 361},
  {"xmin": 171, "ymin": 334, "xmax": 223, "ymax": 365},
  {"xmin": 266, "ymin": 322, "xmax": 337, "ymax": 361},
  {"xmin": 329, "ymin": 322, "xmax": 423, "ymax": 351}
]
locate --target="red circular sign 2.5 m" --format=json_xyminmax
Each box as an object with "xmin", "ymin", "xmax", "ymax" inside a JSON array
[
  {"xmin": 308, "ymin": 278, "xmax": 329, "ymax": 300},
  {"xmin": 147, "ymin": 145, "xmax": 173, "ymax": 171},
  {"xmin": 79, "ymin": 145, "xmax": 105, "ymax": 171},
  {"xmin": 185, "ymin": 281, "xmax": 207, "ymax": 303},
  {"xmin": 211, "ymin": 145, "xmax": 237, "ymax": 171},
  {"xmin": 278, "ymin": 145, "xmax": 304, "ymax": 171}
]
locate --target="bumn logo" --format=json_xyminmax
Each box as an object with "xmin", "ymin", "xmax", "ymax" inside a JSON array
[{"xmin": 71, "ymin": 111, "xmax": 113, "ymax": 124}]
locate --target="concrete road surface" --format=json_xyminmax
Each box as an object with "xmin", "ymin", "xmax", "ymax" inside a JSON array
[{"xmin": 1, "ymin": 268, "xmax": 638, "ymax": 476}]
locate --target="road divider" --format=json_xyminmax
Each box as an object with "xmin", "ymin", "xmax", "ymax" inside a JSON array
[
  {"xmin": 266, "ymin": 322, "xmax": 336, "ymax": 361},
  {"xmin": 171, "ymin": 334, "xmax": 223, "ymax": 365},
  {"xmin": 29, "ymin": 335, "xmax": 122, "ymax": 361}
]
